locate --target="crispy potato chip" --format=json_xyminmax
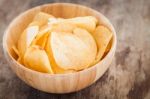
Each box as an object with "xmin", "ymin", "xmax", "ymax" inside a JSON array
[
  {"xmin": 32, "ymin": 20, "xmax": 76, "ymax": 48},
  {"xmin": 24, "ymin": 45, "xmax": 53, "ymax": 73},
  {"xmin": 35, "ymin": 33, "xmax": 49, "ymax": 48},
  {"xmin": 31, "ymin": 25, "xmax": 50, "ymax": 48},
  {"xmin": 45, "ymin": 35, "xmax": 76, "ymax": 74},
  {"xmin": 73, "ymin": 28, "xmax": 97, "ymax": 67},
  {"xmin": 48, "ymin": 17, "xmax": 76, "ymax": 33},
  {"xmin": 50, "ymin": 21, "xmax": 76, "ymax": 33},
  {"xmin": 17, "ymin": 25, "xmax": 39, "ymax": 56},
  {"xmin": 17, "ymin": 57, "xmax": 24, "ymax": 64},
  {"xmin": 33, "ymin": 12, "xmax": 54, "ymax": 27},
  {"xmin": 92, "ymin": 25, "xmax": 112, "ymax": 64},
  {"xmin": 48, "ymin": 17, "xmax": 58, "ymax": 25},
  {"xmin": 12, "ymin": 45, "xmax": 19, "ymax": 57},
  {"xmin": 12, "ymin": 45, "xmax": 24, "ymax": 64},
  {"xmin": 100, "ymin": 38, "xmax": 112, "ymax": 60},
  {"xmin": 29, "ymin": 21, "xmax": 40, "ymax": 27},
  {"xmin": 105, "ymin": 38, "xmax": 112, "ymax": 53},
  {"xmin": 66, "ymin": 16, "xmax": 97, "ymax": 32},
  {"xmin": 50, "ymin": 30, "xmax": 97, "ymax": 70}
]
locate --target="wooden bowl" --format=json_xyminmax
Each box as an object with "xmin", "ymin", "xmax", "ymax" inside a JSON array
[{"xmin": 3, "ymin": 3, "xmax": 117, "ymax": 93}]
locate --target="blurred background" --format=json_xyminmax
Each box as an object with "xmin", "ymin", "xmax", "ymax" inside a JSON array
[{"xmin": 0, "ymin": 0, "xmax": 150, "ymax": 99}]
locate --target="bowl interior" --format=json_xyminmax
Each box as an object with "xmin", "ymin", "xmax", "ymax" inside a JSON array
[{"xmin": 4, "ymin": 3, "xmax": 116, "ymax": 73}]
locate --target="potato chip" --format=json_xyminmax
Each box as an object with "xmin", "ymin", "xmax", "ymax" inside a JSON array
[
  {"xmin": 12, "ymin": 45, "xmax": 19, "ymax": 57},
  {"xmin": 29, "ymin": 21, "xmax": 40, "ymax": 27},
  {"xmin": 17, "ymin": 25, "xmax": 39, "ymax": 56},
  {"xmin": 92, "ymin": 25, "xmax": 112, "ymax": 64},
  {"xmin": 35, "ymin": 33, "xmax": 49, "ymax": 48},
  {"xmin": 105, "ymin": 38, "xmax": 112, "ymax": 53},
  {"xmin": 45, "ymin": 35, "xmax": 76, "ymax": 74},
  {"xmin": 48, "ymin": 17, "xmax": 58, "ymax": 25},
  {"xmin": 50, "ymin": 30, "xmax": 97, "ymax": 70},
  {"xmin": 47, "ymin": 17, "xmax": 76, "ymax": 33},
  {"xmin": 73, "ymin": 28, "xmax": 97, "ymax": 67},
  {"xmin": 23, "ymin": 45, "xmax": 53, "ymax": 73},
  {"xmin": 12, "ymin": 45, "xmax": 24, "ymax": 64},
  {"xmin": 50, "ymin": 21, "xmax": 76, "ymax": 33},
  {"xmin": 66, "ymin": 16, "xmax": 97, "ymax": 32},
  {"xmin": 33, "ymin": 12, "xmax": 54, "ymax": 27},
  {"xmin": 17, "ymin": 57, "xmax": 24, "ymax": 64},
  {"xmin": 31, "ymin": 25, "xmax": 50, "ymax": 48},
  {"xmin": 32, "ymin": 20, "xmax": 76, "ymax": 48}
]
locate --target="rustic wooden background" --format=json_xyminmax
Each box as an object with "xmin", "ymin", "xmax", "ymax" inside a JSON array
[{"xmin": 0, "ymin": 0, "xmax": 150, "ymax": 99}]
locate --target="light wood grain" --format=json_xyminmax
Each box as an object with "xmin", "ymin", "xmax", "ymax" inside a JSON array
[{"xmin": 3, "ymin": 3, "xmax": 116, "ymax": 93}]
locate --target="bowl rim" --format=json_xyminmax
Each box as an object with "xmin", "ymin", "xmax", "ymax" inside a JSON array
[{"xmin": 3, "ymin": 3, "xmax": 117, "ymax": 77}]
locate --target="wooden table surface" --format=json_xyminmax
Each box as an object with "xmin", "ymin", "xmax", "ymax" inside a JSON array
[{"xmin": 0, "ymin": 0, "xmax": 150, "ymax": 99}]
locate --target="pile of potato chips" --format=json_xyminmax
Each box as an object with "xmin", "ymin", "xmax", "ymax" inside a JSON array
[{"xmin": 12, "ymin": 12, "xmax": 112, "ymax": 74}]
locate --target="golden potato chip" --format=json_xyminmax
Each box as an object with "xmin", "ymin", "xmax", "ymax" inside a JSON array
[
  {"xmin": 48, "ymin": 17, "xmax": 58, "ymax": 25},
  {"xmin": 105, "ymin": 38, "xmax": 112, "ymax": 53},
  {"xmin": 12, "ymin": 45, "xmax": 19, "ymax": 57},
  {"xmin": 17, "ymin": 25, "xmax": 39, "ymax": 56},
  {"xmin": 92, "ymin": 25, "xmax": 112, "ymax": 64},
  {"xmin": 17, "ymin": 57, "xmax": 24, "ymax": 64},
  {"xmin": 12, "ymin": 45, "xmax": 24, "ymax": 64},
  {"xmin": 50, "ymin": 30, "xmax": 97, "ymax": 70},
  {"xmin": 45, "ymin": 35, "xmax": 76, "ymax": 74},
  {"xmin": 50, "ymin": 21, "xmax": 76, "ymax": 33},
  {"xmin": 35, "ymin": 33, "xmax": 49, "ymax": 48},
  {"xmin": 73, "ymin": 27, "xmax": 97, "ymax": 67},
  {"xmin": 29, "ymin": 21, "xmax": 40, "ymax": 27},
  {"xmin": 31, "ymin": 25, "xmax": 50, "ymax": 48},
  {"xmin": 33, "ymin": 12, "xmax": 54, "ymax": 27},
  {"xmin": 47, "ymin": 17, "xmax": 76, "ymax": 33},
  {"xmin": 32, "ymin": 20, "xmax": 76, "ymax": 47},
  {"xmin": 66, "ymin": 16, "xmax": 97, "ymax": 32},
  {"xmin": 23, "ymin": 45, "xmax": 53, "ymax": 73}
]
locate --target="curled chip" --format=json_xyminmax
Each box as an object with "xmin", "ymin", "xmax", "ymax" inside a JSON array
[
  {"xmin": 49, "ymin": 21, "xmax": 76, "ymax": 33},
  {"xmin": 31, "ymin": 25, "xmax": 50, "ymax": 48},
  {"xmin": 17, "ymin": 25, "xmax": 39, "ymax": 57},
  {"xmin": 66, "ymin": 16, "xmax": 97, "ymax": 32},
  {"xmin": 24, "ymin": 45, "xmax": 53, "ymax": 73},
  {"xmin": 50, "ymin": 28, "xmax": 97, "ymax": 70},
  {"xmin": 33, "ymin": 12, "xmax": 54, "ymax": 27},
  {"xmin": 45, "ymin": 35, "xmax": 76, "ymax": 74},
  {"xmin": 32, "ymin": 19, "xmax": 76, "ymax": 48},
  {"xmin": 73, "ymin": 28, "xmax": 97, "ymax": 68},
  {"xmin": 92, "ymin": 25, "xmax": 112, "ymax": 64},
  {"xmin": 12, "ymin": 45, "xmax": 19, "ymax": 58}
]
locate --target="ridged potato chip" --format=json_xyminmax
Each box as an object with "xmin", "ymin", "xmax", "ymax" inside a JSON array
[
  {"xmin": 92, "ymin": 25, "xmax": 112, "ymax": 64},
  {"xmin": 50, "ymin": 29, "xmax": 97, "ymax": 70},
  {"xmin": 24, "ymin": 45, "xmax": 53, "ymax": 73}
]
